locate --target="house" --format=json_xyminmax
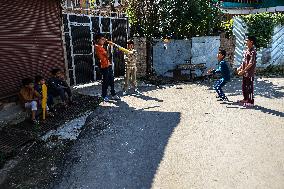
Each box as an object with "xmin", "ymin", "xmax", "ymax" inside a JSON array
[{"xmin": 220, "ymin": 0, "xmax": 284, "ymax": 15}]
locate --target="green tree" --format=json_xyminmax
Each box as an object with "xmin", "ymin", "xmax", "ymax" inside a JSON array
[
  {"xmin": 127, "ymin": 0, "xmax": 161, "ymax": 38},
  {"xmin": 241, "ymin": 13, "xmax": 284, "ymax": 48},
  {"xmin": 127, "ymin": 0, "xmax": 222, "ymax": 39}
]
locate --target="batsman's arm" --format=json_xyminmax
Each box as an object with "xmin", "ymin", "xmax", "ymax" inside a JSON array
[{"xmin": 107, "ymin": 41, "xmax": 133, "ymax": 54}]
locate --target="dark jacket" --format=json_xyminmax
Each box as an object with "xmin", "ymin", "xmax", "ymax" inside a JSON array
[
  {"xmin": 47, "ymin": 77, "xmax": 69, "ymax": 94},
  {"xmin": 213, "ymin": 60, "xmax": 231, "ymax": 82}
]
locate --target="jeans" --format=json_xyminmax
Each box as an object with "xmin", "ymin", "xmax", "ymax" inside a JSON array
[
  {"xmin": 101, "ymin": 66, "xmax": 116, "ymax": 98},
  {"xmin": 214, "ymin": 78, "xmax": 227, "ymax": 98},
  {"xmin": 25, "ymin": 101, "xmax": 38, "ymax": 111},
  {"xmin": 49, "ymin": 84, "xmax": 72, "ymax": 105}
]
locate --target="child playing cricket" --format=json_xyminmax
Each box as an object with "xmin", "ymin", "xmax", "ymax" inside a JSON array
[
  {"xmin": 208, "ymin": 49, "xmax": 231, "ymax": 101},
  {"xmin": 123, "ymin": 40, "xmax": 139, "ymax": 95}
]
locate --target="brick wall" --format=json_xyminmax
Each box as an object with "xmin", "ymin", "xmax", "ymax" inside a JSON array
[{"xmin": 134, "ymin": 37, "xmax": 147, "ymax": 78}]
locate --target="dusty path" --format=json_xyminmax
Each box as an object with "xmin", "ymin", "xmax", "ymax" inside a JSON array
[{"xmin": 52, "ymin": 77, "xmax": 284, "ymax": 189}]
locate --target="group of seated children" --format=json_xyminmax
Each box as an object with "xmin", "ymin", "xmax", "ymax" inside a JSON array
[{"xmin": 19, "ymin": 68, "xmax": 73, "ymax": 124}]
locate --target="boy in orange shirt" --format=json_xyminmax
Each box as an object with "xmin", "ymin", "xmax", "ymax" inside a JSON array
[{"xmin": 95, "ymin": 34, "xmax": 120, "ymax": 102}]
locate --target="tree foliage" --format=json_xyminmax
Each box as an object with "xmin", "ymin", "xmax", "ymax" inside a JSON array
[
  {"xmin": 241, "ymin": 13, "xmax": 284, "ymax": 48},
  {"xmin": 127, "ymin": 0, "xmax": 223, "ymax": 39}
]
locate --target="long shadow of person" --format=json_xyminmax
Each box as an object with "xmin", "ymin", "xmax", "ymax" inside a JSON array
[
  {"xmin": 220, "ymin": 101, "xmax": 284, "ymax": 118},
  {"xmin": 207, "ymin": 77, "xmax": 284, "ymax": 99}
]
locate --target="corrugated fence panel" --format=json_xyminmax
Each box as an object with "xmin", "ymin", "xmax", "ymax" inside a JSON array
[
  {"xmin": 232, "ymin": 17, "xmax": 284, "ymax": 67},
  {"xmin": 271, "ymin": 25, "xmax": 284, "ymax": 65},
  {"xmin": 232, "ymin": 17, "xmax": 247, "ymax": 66},
  {"xmin": 0, "ymin": 0, "xmax": 65, "ymax": 99}
]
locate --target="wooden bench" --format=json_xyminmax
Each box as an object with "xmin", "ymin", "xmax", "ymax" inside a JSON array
[{"xmin": 175, "ymin": 61, "xmax": 207, "ymax": 81}]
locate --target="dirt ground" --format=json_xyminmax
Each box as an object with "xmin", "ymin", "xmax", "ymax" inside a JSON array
[
  {"xmin": 53, "ymin": 77, "xmax": 284, "ymax": 189},
  {"xmin": 1, "ymin": 77, "xmax": 283, "ymax": 189}
]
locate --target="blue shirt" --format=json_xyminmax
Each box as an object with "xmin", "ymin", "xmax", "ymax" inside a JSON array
[{"xmin": 213, "ymin": 60, "xmax": 231, "ymax": 82}]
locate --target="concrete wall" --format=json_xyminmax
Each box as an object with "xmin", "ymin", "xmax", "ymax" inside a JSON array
[
  {"xmin": 270, "ymin": 25, "xmax": 284, "ymax": 65},
  {"xmin": 191, "ymin": 36, "xmax": 220, "ymax": 72},
  {"xmin": 153, "ymin": 39, "xmax": 192, "ymax": 76},
  {"xmin": 232, "ymin": 17, "xmax": 247, "ymax": 66},
  {"xmin": 153, "ymin": 37, "xmax": 221, "ymax": 77}
]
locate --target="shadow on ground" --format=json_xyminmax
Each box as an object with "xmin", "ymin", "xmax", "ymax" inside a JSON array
[
  {"xmin": 197, "ymin": 77, "xmax": 284, "ymax": 117},
  {"xmin": 220, "ymin": 101, "xmax": 284, "ymax": 118},
  {"xmin": 201, "ymin": 77, "xmax": 284, "ymax": 99},
  {"xmin": 53, "ymin": 99, "xmax": 180, "ymax": 189}
]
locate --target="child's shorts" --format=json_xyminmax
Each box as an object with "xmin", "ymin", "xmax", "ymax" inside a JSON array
[{"xmin": 25, "ymin": 101, "xmax": 37, "ymax": 111}]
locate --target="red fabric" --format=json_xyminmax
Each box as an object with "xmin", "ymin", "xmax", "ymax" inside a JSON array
[
  {"xmin": 242, "ymin": 48, "xmax": 257, "ymax": 78},
  {"xmin": 95, "ymin": 45, "xmax": 110, "ymax": 69},
  {"xmin": 242, "ymin": 77, "xmax": 254, "ymax": 104}
]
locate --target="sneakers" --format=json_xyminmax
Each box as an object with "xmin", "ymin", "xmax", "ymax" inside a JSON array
[
  {"xmin": 32, "ymin": 119, "xmax": 39, "ymax": 125},
  {"xmin": 134, "ymin": 89, "xmax": 142, "ymax": 95},
  {"xmin": 222, "ymin": 96, "xmax": 229, "ymax": 101},
  {"xmin": 47, "ymin": 111, "xmax": 55, "ymax": 117},
  {"xmin": 243, "ymin": 102, "xmax": 254, "ymax": 108},
  {"xmin": 103, "ymin": 96, "xmax": 110, "ymax": 102},
  {"xmin": 237, "ymin": 99, "xmax": 247, "ymax": 104},
  {"xmin": 111, "ymin": 95, "xmax": 121, "ymax": 100},
  {"xmin": 216, "ymin": 95, "xmax": 228, "ymax": 101},
  {"xmin": 102, "ymin": 95, "xmax": 120, "ymax": 102}
]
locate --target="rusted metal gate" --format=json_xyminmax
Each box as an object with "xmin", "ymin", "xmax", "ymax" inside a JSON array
[
  {"xmin": 63, "ymin": 13, "xmax": 128, "ymax": 85},
  {"xmin": 0, "ymin": 0, "xmax": 65, "ymax": 100}
]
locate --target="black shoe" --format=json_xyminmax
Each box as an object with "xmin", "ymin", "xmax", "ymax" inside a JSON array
[
  {"xmin": 32, "ymin": 119, "xmax": 39, "ymax": 125},
  {"xmin": 223, "ymin": 97, "xmax": 229, "ymax": 101}
]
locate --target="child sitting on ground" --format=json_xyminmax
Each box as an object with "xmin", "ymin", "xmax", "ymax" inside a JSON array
[
  {"xmin": 19, "ymin": 78, "xmax": 41, "ymax": 124},
  {"xmin": 47, "ymin": 69, "xmax": 73, "ymax": 107},
  {"xmin": 208, "ymin": 49, "xmax": 231, "ymax": 101}
]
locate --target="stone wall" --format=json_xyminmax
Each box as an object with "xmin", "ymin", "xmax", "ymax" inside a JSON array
[
  {"xmin": 220, "ymin": 33, "xmax": 236, "ymax": 66},
  {"xmin": 134, "ymin": 37, "xmax": 147, "ymax": 78}
]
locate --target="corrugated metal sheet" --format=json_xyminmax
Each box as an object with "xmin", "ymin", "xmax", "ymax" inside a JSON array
[
  {"xmin": 270, "ymin": 25, "xmax": 284, "ymax": 65},
  {"xmin": 233, "ymin": 17, "xmax": 284, "ymax": 67},
  {"xmin": 232, "ymin": 17, "xmax": 247, "ymax": 66},
  {"xmin": 0, "ymin": 0, "xmax": 65, "ymax": 99}
]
